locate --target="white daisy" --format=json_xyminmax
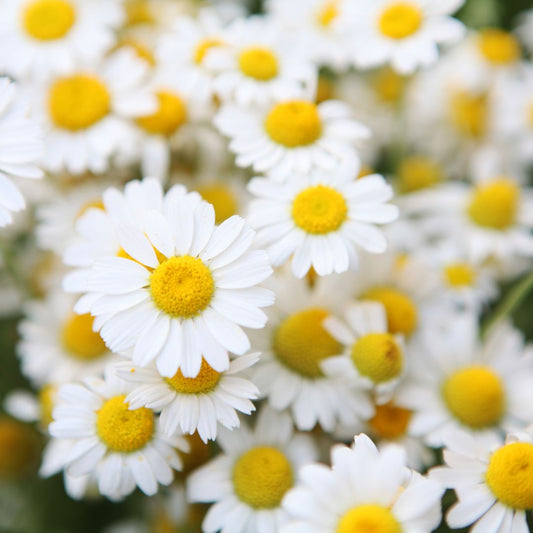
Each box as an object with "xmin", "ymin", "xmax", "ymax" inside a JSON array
[
  {"xmin": 281, "ymin": 433, "xmax": 444, "ymax": 533},
  {"xmin": 48, "ymin": 366, "xmax": 188, "ymax": 500},
  {"xmin": 187, "ymin": 407, "xmax": 318, "ymax": 533},
  {"xmin": 346, "ymin": 0, "xmax": 465, "ymax": 74},
  {"xmin": 396, "ymin": 314, "xmax": 533, "ymax": 448},
  {"xmin": 81, "ymin": 192, "xmax": 273, "ymax": 378},
  {"xmin": 113, "ymin": 352, "xmax": 260, "ymax": 443},
  {"xmin": 0, "ymin": 0, "xmax": 124, "ymax": 81},
  {"xmin": 247, "ymin": 161, "xmax": 398, "ymax": 278},
  {"xmin": 214, "ymin": 96, "xmax": 370, "ymax": 181},
  {"xmin": 0, "ymin": 78, "xmax": 43, "ymax": 228}
]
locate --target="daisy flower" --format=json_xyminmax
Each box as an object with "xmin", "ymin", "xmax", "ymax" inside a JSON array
[
  {"xmin": 0, "ymin": 78, "xmax": 43, "ymax": 228},
  {"xmin": 281, "ymin": 433, "xmax": 444, "ymax": 532},
  {"xmin": 83, "ymin": 192, "xmax": 273, "ymax": 378},
  {"xmin": 247, "ymin": 160, "xmax": 398, "ymax": 278},
  {"xmin": 322, "ymin": 301, "xmax": 407, "ymax": 404},
  {"xmin": 187, "ymin": 407, "xmax": 317, "ymax": 533},
  {"xmin": 431, "ymin": 428, "xmax": 533, "ymax": 532},
  {"xmin": 113, "ymin": 352, "xmax": 260, "ymax": 443},
  {"xmin": 396, "ymin": 314, "xmax": 533, "ymax": 448},
  {"xmin": 346, "ymin": 0, "xmax": 465, "ymax": 74},
  {"xmin": 34, "ymin": 47, "xmax": 156, "ymax": 175},
  {"xmin": 48, "ymin": 366, "xmax": 188, "ymax": 500},
  {"xmin": 0, "ymin": 0, "xmax": 123, "ymax": 81},
  {"xmin": 214, "ymin": 96, "xmax": 371, "ymax": 181}
]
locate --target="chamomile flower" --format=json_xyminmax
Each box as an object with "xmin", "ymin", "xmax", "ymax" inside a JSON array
[
  {"xmin": 215, "ymin": 97, "xmax": 370, "ymax": 181},
  {"xmin": 113, "ymin": 353, "xmax": 260, "ymax": 443},
  {"xmin": 48, "ymin": 366, "xmax": 188, "ymax": 500},
  {"xmin": 0, "ymin": 78, "xmax": 43, "ymax": 228},
  {"xmin": 396, "ymin": 315, "xmax": 533, "ymax": 448},
  {"xmin": 346, "ymin": 0, "xmax": 465, "ymax": 74},
  {"xmin": 187, "ymin": 407, "xmax": 317, "ymax": 533},
  {"xmin": 431, "ymin": 428, "xmax": 533, "ymax": 532},
  {"xmin": 281, "ymin": 433, "xmax": 444, "ymax": 533},
  {"xmin": 247, "ymin": 161, "xmax": 398, "ymax": 278},
  {"xmin": 322, "ymin": 301, "xmax": 407, "ymax": 403},
  {"xmin": 83, "ymin": 193, "xmax": 273, "ymax": 378}
]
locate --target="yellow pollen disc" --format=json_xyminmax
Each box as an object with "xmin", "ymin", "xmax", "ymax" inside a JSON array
[
  {"xmin": 137, "ymin": 90, "xmax": 187, "ymax": 136},
  {"xmin": 0, "ymin": 418, "xmax": 40, "ymax": 480},
  {"xmin": 238, "ymin": 46, "xmax": 279, "ymax": 81},
  {"xmin": 150, "ymin": 255, "xmax": 214, "ymax": 319},
  {"xmin": 479, "ymin": 29, "xmax": 521, "ymax": 65},
  {"xmin": 233, "ymin": 446, "xmax": 294, "ymax": 509},
  {"xmin": 61, "ymin": 312, "xmax": 107, "ymax": 360},
  {"xmin": 96, "ymin": 395, "xmax": 154, "ymax": 453},
  {"xmin": 378, "ymin": 2, "xmax": 423, "ymax": 40},
  {"xmin": 49, "ymin": 74, "xmax": 110, "ymax": 131},
  {"xmin": 369, "ymin": 402, "xmax": 412, "ymax": 440},
  {"xmin": 39, "ymin": 385, "xmax": 56, "ymax": 427},
  {"xmin": 486, "ymin": 442, "xmax": 533, "ymax": 510},
  {"xmin": 125, "ymin": 0, "xmax": 155, "ymax": 26},
  {"xmin": 337, "ymin": 504, "xmax": 402, "ymax": 533},
  {"xmin": 442, "ymin": 366, "xmax": 505, "ymax": 429},
  {"xmin": 194, "ymin": 38, "xmax": 224, "ymax": 65},
  {"xmin": 444, "ymin": 263, "xmax": 476, "ymax": 288},
  {"xmin": 265, "ymin": 100, "xmax": 322, "ymax": 147},
  {"xmin": 76, "ymin": 199, "xmax": 105, "ymax": 220},
  {"xmin": 118, "ymin": 39, "xmax": 156, "ymax": 66},
  {"xmin": 364, "ymin": 287, "xmax": 418, "ymax": 336},
  {"xmin": 23, "ymin": 0, "xmax": 76, "ymax": 41},
  {"xmin": 273, "ymin": 307, "xmax": 342, "ymax": 378},
  {"xmin": 196, "ymin": 183, "xmax": 238, "ymax": 224},
  {"xmin": 450, "ymin": 90, "xmax": 488, "ymax": 139},
  {"xmin": 351, "ymin": 333, "xmax": 403, "ymax": 384},
  {"xmin": 397, "ymin": 155, "xmax": 442, "ymax": 193},
  {"xmin": 165, "ymin": 359, "xmax": 221, "ymax": 393},
  {"xmin": 371, "ymin": 67, "xmax": 407, "ymax": 104},
  {"xmin": 317, "ymin": 1, "xmax": 339, "ymax": 28},
  {"xmin": 292, "ymin": 185, "xmax": 348, "ymax": 235},
  {"xmin": 467, "ymin": 178, "xmax": 519, "ymax": 230}
]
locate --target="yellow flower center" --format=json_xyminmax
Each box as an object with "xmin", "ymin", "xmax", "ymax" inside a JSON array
[
  {"xmin": 378, "ymin": 2, "xmax": 423, "ymax": 40},
  {"xmin": 196, "ymin": 183, "xmax": 238, "ymax": 224},
  {"xmin": 233, "ymin": 446, "xmax": 294, "ymax": 509},
  {"xmin": 442, "ymin": 366, "xmax": 505, "ymax": 429},
  {"xmin": 76, "ymin": 199, "xmax": 105, "ymax": 220},
  {"xmin": 137, "ymin": 90, "xmax": 187, "ymax": 136},
  {"xmin": 371, "ymin": 67, "xmax": 407, "ymax": 104},
  {"xmin": 337, "ymin": 504, "xmax": 402, "ymax": 533},
  {"xmin": 450, "ymin": 90, "xmax": 488, "ymax": 139},
  {"xmin": 317, "ymin": 1, "xmax": 339, "ymax": 28},
  {"xmin": 150, "ymin": 256, "xmax": 215, "ymax": 319},
  {"xmin": 0, "ymin": 418, "xmax": 40, "ymax": 480},
  {"xmin": 273, "ymin": 307, "xmax": 342, "ymax": 378},
  {"xmin": 444, "ymin": 263, "xmax": 476, "ymax": 288},
  {"xmin": 397, "ymin": 155, "xmax": 442, "ymax": 193},
  {"xmin": 96, "ymin": 395, "xmax": 154, "ymax": 453},
  {"xmin": 364, "ymin": 287, "xmax": 418, "ymax": 336},
  {"xmin": 118, "ymin": 39, "xmax": 156, "ymax": 66},
  {"xmin": 467, "ymin": 178, "xmax": 519, "ymax": 230},
  {"xmin": 486, "ymin": 443, "xmax": 533, "ymax": 510},
  {"xmin": 61, "ymin": 312, "xmax": 108, "ymax": 361},
  {"xmin": 48, "ymin": 74, "xmax": 110, "ymax": 131},
  {"xmin": 292, "ymin": 185, "xmax": 348, "ymax": 235},
  {"xmin": 351, "ymin": 333, "xmax": 403, "ymax": 384},
  {"xmin": 238, "ymin": 46, "xmax": 279, "ymax": 81},
  {"xmin": 165, "ymin": 359, "xmax": 221, "ymax": 393},
  {"xmin": 369, "ymin": 401, "xmax": 412, "ymax": 440},
  {"xmin": 39, "ymin": 385, "xmax": 56, "ymax": 428},
  {"xmin": 23, "ymin": 0, "xmax": 76, "ymax": 41},
  {"xmin": 479, "ymin": 29, "xmax": 521, "ymax": 65},
  {"xmin": 265, "ymin": 100, "xmax": 322, "ymax": 147},
  {"xmin": 125, "ymin": 0, "xmax": 155, "ymax": 26},
  {"xmin": 194, "ymin": 38, "xmax": 224, "ymax": 65}
]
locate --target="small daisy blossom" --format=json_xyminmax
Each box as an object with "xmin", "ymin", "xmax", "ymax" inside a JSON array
[
  {"xmin": 431, "ymin": 428, "xmax": 533, "ymax": 532},
  {"xmin": 187, "ymin": 407, "xmax": 317, "ymax": 533},
  {"xmin": 215, "ymin": 97, "xmax": 371, "ymax": 181},
  {"xmin": 83, "ymin": 193, "xmax": 274, "ymax": 378},
  {"xmin": 113, "ymin": 353, "xmax": 260, "ymax": 443},
  {"xmin": 281, "ymin": 433, "xmax": 444, "ymax": 533},
  {"xmin": 247, "ymin": 160, "xmax": 398, "ymax": 278},
  {"xmin": 48, "ymin": 366, "xmax": 188, "ymax": 500},
  {"xmin": 322, "ymin": 301, "xmax": 407, "ymax": 404},
  {"xmin": 0, "ymin": 78, "xmax": 43, "ymax": 227},
  {"xmin": 346, "ymin": 0, "xmax": 465, "ymax": 74}
]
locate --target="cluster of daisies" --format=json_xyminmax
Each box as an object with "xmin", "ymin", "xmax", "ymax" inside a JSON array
[{"xmin": 1, "ymin": 0, "xmax": 533, "ymax": 532}]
